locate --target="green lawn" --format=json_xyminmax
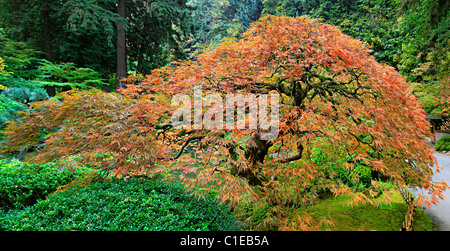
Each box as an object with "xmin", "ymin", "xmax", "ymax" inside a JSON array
[{"xmin": 291, "ymin": 190, "xmax": 434, "ymax": 231}]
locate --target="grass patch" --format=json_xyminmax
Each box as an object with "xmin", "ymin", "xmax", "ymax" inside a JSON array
[{"xmin": 292, "ymin": 190, "xmax": 434, "ymax": 231}]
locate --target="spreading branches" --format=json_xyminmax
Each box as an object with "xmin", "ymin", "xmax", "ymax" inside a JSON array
[
  {"xmin": 3, "ymin": 15, "xmax": 448, "ymax": 231},
  {"xmin": 172, "ymin": 134, "xmax": 205, "ymax": 160}
]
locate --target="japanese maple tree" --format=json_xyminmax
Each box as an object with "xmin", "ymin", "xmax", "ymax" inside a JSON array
[{"xmin": 3, "ymin": 15, "xmax": 447, "ymax": 230}]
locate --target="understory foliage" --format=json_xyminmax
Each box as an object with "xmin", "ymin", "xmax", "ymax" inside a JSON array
[
  {"xmin": 436, "ymin": 76, "xmax": 449, "ymax": 116},
  {"xmin": 2, "ymin": 15, "xmax": 447, "ymax": 230},
  {"xmin": 436, "ymin": 136, "xmax": 450, "ymax": 152},
  {"xmin": 0, "ymin": 28, "xmax": 108, "ymax": 93}
]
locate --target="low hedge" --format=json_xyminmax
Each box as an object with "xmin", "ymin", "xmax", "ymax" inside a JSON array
[
  {"xmin": 436, "ymin": 136, "xmax": 450, "ymax": 151},
  {"xmin": 0, "ymin": 160, "xmax": 89, "ymax": 210},
  {"xmin": 1, "ymin": 177, "xmax": 240, "ymax": 231}
]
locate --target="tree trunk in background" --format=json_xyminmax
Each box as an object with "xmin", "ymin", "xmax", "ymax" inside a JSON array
[
  {"xmin": 136, "ymin": 42, "xmax": 145, "ymax": 74},
  {"xmin": 116, "ymin": 0, "xmax": 127, "ymax": 90},
  {"xmin": 42, "ymin": 0, "xmax": 53, "ymax": 62}
]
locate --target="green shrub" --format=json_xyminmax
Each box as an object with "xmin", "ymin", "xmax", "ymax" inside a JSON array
[
  {"xmin": 234, "ymin": 199, "xmax": 270, "ymax": 230},
  {"xmin": 2, "ymin": 87, "xmax": 49, "ymax": 104},
  {"xmin": 0, "ymin": 95, "xmax": 25, "ymax": 111},
  {"xmin": 0, "ymin": 28, "xmax": 41, "ymax": 79},
  {"xmin": 0, "ymin": 95, "xmax": 26, "ymax": 127},
  {"xmin": 0, "ymin": 86, "xmax": 49, "ymax": 130},
  {"xmin": 436, "ymin": 136, "xmax": 450, "ymax": 151},
  {"xmin": 0, "ymin": 160, "xmax": 90, "ymax": 210},
  {"xmin": 1, "ymin": 177, "xmax": 241, "ymax": 231},
  {"xmin": 1, "ymin": 76, "xmax": 38, "ymax": 89},
  {"xmin": 311, "ymin": 142, "xmax": 372, "ymax": 189}
]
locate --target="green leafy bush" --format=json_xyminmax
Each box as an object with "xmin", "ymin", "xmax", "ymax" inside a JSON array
[
  {"xmin": 1, "ymin": 76, "xmax": 35, "ymax": 89},
  {"xmin": 0, "ymin": 86, "xmax": 49, "ymax": 130},
  {"xmin": 311, "ymin": 140, "xmax": 372, "ymax": 189},
  {"xmin": 0, "ymin": 28, "xmax": 41, "ymax": 79},
  {"xmin": 436, "ymin": 136, "xmax": 450, "ymax": 151},
  {"xmin": 2, "ymin": 87, "xmax": 49, "ymax": 104},
  {"xmin": 1, "ymin": 177, "xmax": 241, "ymax": 231},
  {"xmin": 0, "ymin": 95, "xmax": 26, "ymax": 127},
  {"xmin": 234, "ymin": 199, "xmax": 270, "ymax": 230},
  {"xmin": 0, "ymin": 160, "xmax": 90, "ymax": 210}
]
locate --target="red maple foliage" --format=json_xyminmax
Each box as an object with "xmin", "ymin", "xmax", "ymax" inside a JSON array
[{"xmin": 3, "ymin": 15, "xmax": 447, "ymax": 230}]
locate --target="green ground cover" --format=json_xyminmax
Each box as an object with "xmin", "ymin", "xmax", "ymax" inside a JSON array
[{"xmin": 291, "ymin": 191, "xmax": 434, "ymax": 231}]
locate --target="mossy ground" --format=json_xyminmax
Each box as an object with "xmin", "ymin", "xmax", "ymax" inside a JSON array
[{"xmin": 291, "ymin": 190, "xmax": 434, "ymax": 231}]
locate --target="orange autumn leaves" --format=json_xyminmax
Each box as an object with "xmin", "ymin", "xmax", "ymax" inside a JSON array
[
  {"xmin": 125, "ymin": 15, "xmax": 447, "ymax": 208},
  {"xmin": 2, "ymin": 15, "xmax": 447, "ymax": 229}
]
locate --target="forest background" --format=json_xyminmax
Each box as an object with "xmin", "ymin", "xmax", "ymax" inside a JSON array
[{"xmin": 0, "ymin": 0, "xmax": 448, "ymax": 116}]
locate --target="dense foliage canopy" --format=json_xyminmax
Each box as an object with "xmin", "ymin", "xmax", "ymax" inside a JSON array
[{"xmin": 0, "ymin": 0, "xmax": 449, "ymax": 231}]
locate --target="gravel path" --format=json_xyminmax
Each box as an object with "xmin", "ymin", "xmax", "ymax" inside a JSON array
[{"xmin": 412, "ymin": 150, "xmax": 450, "ymax": 231}]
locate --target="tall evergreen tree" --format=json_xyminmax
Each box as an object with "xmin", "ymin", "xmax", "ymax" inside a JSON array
[
  {"xmin": 126, "ymin": 0, "xmax": 193, "ymax": 74},
  {"xmin": 0, "ymin": 0, "xmax": 121, "ymax": 76},
  {"xmin": 42, "ymin": 0, "xmax": 52, "ymax": 61},
  {"xmin": 57, "ymin": 0, "xmax": 121, "ymax": 75},
  {"xmin": 116, "ymin": 0, "xmax": 127, "ymax": 89},
  {"xmin": 1, "ymin": 0, "xmax": 194, "ymax": 80},
  {"xmin": 188, "ymin": 0, "xmax": 263, "ymax": 46}
]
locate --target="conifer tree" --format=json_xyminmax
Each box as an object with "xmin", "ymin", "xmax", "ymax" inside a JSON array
[{"xmin": 116, "ymin": 0, "xmax": 127, "ymax": 90}]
